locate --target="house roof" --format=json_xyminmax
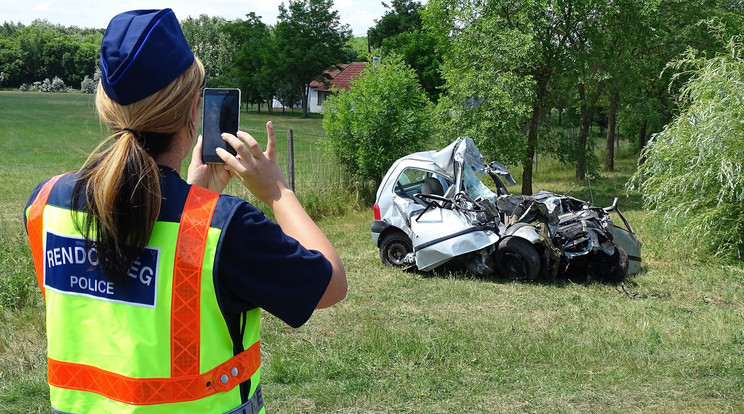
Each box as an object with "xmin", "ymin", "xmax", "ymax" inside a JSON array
[{"xmin": 310, "ymin": 62, "xmax": 367, "ymax": 92}]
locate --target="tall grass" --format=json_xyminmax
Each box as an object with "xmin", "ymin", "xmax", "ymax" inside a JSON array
[{"xmin": 1, "ymin": 92, "xmax": 743, "ymax": 413}]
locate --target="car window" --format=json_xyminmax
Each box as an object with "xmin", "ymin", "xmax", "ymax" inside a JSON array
[
  {"xmin": 394, "ymin": 169, "xmax": 451, "ymax": 200},
  {"xmin": 462, "ymin": 165, "xmax": 499, "ymax": 202}
]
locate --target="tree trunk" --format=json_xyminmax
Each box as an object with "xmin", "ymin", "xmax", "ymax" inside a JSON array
[
  {"xmin": 604, "ymin": 92, "xmax": 618, "ymax": 171},
  {"xmin": 576, "ymin": 110, "xmax": 589, "ymax": 180},
  {"xmin": 575, "ymin": 83, "xmax": 603, "ymax": 180},
  {"xmin": 301, "ymin": 84, "xmax": 309, "ymax": 118},
  {"xmin": 522, "ymin": 104, "xmax": 540, "ymax": 195},
  {"xmin": 522, "ymin": 74, "xmax": 549, "ymax": 195},
  {"xmin": 638, "ymin": 120, "xmax": 648, "ymax": 165}
]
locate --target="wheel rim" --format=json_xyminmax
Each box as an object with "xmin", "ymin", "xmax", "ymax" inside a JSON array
[
  {"xmin": 501, "ymin": 252, "xmax": 528, "ymax": 279},
  {"xmin": 385, "ymin": 241, "xmax": 409, "ymax": 266}
]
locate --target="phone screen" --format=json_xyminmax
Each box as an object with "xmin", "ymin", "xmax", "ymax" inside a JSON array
[{"xmin": 201, "ymin": 88, "xmax": 240, "ymax": 163}]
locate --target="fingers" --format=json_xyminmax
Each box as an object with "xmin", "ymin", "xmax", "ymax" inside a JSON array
[
  {"xmin": 216, "ymin": 146, "xmax": 245, "ymax": 175},
  {"xmin": 265, "ymin": 121, "xmax": 276, "ymax": 159},
  {"xmin": 191, "ymin": 135, "xmax": 204, "ymax": 164},
  {"xmin": 221, "ymin": 131, "xmax": 262, "ymax": 161},
  {"xmin": 218, "ymin": 132, "xmax": 258, "ymax": 178},
  {"xmin": 240, "ymin": 131, "xmax": 266, "ymax": 160},
  {"xmin": 216, "ymin": 124, "xmax": 277, "ymax": 176}
]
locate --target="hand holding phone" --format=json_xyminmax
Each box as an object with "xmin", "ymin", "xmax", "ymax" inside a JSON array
[{"xmin": 201, "ymin": 88, "xmax": 240, "ymax": 164}]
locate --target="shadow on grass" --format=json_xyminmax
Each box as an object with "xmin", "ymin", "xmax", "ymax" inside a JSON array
[{"xmin": 422, "ymin": 264, "xmax": 643, "ymax": 289}]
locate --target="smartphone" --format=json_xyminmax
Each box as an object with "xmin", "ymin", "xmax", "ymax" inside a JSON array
[{"xmin": 201, "ymin": 88, "xmax": 241, "ymax": 163}]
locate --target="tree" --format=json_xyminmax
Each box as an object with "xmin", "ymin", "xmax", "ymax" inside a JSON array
[
  {"xmin": 424, "ymin": 0, "xmax": 552, "ymax": 194},
  {"xmin": 368, "ymin": 0, "xmax": 443, "ymax": 101},
  {"xmin": 630, "ymin": 38, "xmax": 744, "ymax": 256},
  {"xmin": 275, "ymin": 82, "xmax": 303, "ymax": 111},
  {"xmin": 368, "ymin": 0, "xmax": 423, "ymax": 47},
  {"xmin": 274, "ymin": 0, "xmax": 352, "ymax": 118},
  {"xmin": 602, "ymin": 0, "xmax": 744, "ymax": 171},
  {"xmin": 221, "ymin": 13, "xmax": 276, "ymax": 110},
  {"xmin": 346, "ymin": 36, "xmax": 370, "ymax": 62},
  {"xmin": 323, "ymin": 55, "xmax": 433, "ymax": 184},
  {"xmin": 181, "ymin": 15, "xmax": 236, "ymax": 87},
  {"xmin": 0, "ymin": 20, "xmax": 101, "ymax": 88}
]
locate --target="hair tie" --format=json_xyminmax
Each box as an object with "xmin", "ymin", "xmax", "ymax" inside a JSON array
[{"xmin": 122, "ymin": 128, "xmax": 141, "ymax": 138}]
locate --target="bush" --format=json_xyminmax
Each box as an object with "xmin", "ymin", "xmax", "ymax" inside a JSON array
[
  {"xmin": 322, "ymin": 54, "xmax": 433, "ymax": 184},
  {"xmin": 50, "ymin": 76, "xmax": 67, "ymax": 92},
  {"xmin": 629, "ymin": 37, "xmax": 744, "ymax": 257},
  {"xmin": 80, "ymin": 75, "xmax": 96, "ymax": 94},
  {"xmin": 39, "ymin": 78, "xmax": 51, "ymax": 92}
]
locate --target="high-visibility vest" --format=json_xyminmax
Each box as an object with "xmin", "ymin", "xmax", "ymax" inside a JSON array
[{"xmin": 26, "ymin": 174, "xmax": 263, "ymax": 413}]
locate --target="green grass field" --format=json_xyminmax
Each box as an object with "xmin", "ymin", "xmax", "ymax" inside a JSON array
[{"xmin": 1, "ymin": 91, "xmax": 742, "ymax": 413}]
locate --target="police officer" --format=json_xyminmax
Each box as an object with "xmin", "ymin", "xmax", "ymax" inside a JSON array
[{"xmin": 24, "ymin": 8, "xmax": 346, "ymax": 414}]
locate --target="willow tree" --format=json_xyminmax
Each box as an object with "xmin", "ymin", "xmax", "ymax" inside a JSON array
[{"xmin": 630, "ymin": 38, "xmax": 744, "ymax": 256}]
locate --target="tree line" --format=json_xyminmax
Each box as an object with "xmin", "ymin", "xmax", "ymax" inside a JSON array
[
  {"xmin": 324, "ymin": 0, "xmax": 744, "ymax": 196},
  {"xmin": 0, "ymin": 0, "xmax": 355, "ymax": 119},
  {"xmin": 2, "ymin": 0, "xmax": 743, "ymax": 195},
  {"xmin": 0, "ymin": 20, "xmax": 102, "ymax": 90}
]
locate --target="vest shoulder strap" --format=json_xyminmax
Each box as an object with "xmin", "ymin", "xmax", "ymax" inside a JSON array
[{"xmin": 27, "ymin": 174, "xmax": 66, "ymax": 299}]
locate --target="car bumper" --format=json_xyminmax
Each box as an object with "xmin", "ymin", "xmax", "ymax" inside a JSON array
[{"xmin": 371, "ymin": 220, "xmax": 388, "ymax": 246}]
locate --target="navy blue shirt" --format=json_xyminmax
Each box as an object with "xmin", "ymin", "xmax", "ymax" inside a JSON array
[{"xmin": 25, "ymin": 167, "xmax": 333, "ymax": 329}]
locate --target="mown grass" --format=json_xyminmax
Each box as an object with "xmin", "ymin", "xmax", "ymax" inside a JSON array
[{"xmin": 1, "ymin": 91, "xmax": 742, "ymax": 413}]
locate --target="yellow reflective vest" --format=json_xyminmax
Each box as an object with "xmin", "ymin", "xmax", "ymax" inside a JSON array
[{"xmin": 26, "ymin": 173, "xmax": 263, "ymax": 414}]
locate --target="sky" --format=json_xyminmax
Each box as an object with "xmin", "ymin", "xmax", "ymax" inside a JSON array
[{"xmin": 0, "ymin": 0, "xmax": 408, "ymax": 37}]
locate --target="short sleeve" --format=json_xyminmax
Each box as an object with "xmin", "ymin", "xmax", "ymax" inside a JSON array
[{"xmin": 215, "ymin": 202, "xmax": 332, "ymax": 328}]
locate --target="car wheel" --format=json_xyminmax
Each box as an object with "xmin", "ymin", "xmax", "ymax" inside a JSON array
[
  {"xmin": 493, "ymin": 237, "xmax": 541, "ymax": 281},
  {"xmin": 602, "ymin": 245, "xmax": 629, "ymax": 283},
  {"xmin": 379, "ymin": 232, "xmax": 413, "ymax": 268}
]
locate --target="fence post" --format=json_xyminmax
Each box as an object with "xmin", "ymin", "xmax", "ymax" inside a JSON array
[{"xmin": 287, "ymin": 129, "xmax": 295, "ymax": 191}]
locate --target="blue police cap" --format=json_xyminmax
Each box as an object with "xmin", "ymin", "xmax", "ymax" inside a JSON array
[{"xmin": 100, "ymin": 9, "xmax": 194, "ymax": 105}]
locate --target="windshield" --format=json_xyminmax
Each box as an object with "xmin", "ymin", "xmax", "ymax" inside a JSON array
[{"xmin": 462, "ymin": 164, "xmax": 499, "ymax": 202}]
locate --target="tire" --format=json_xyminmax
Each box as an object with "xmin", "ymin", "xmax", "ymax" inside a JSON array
[
  {"xmin": 493, "ymin": 237, "xmax": 541, "ymax": 281},
  {"xmin": 379, "ymin": 232, "xmax": 413, "ymax": 268},
  {"xmin": 601, "ymin": 245, "xmax": 628, "ymax": 283}
]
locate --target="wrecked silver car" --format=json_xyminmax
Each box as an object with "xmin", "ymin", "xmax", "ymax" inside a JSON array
[{"xmin": 371, "ymin": 138, "xmax": 641, "ymax": 282}]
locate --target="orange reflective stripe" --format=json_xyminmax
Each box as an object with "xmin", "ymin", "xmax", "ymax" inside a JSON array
[
  {"xmin": 172, "ymin": 185, "xmax": 219, "ymax": 377},
  {"xmin": 27, "ymin": 174, "xmax": 65, "ymax": 299},
  {"xmin": 47, "ymin": 341, "xmax": 261, "ymax": 405}
]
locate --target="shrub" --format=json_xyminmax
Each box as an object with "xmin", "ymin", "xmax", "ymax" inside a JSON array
[
  {"xmin": 39, "ymin": 78, "xmax": 51, "ymax": 92},
  {"xmin": 629, "ymin": 37, "xmax": 744, "ymax": 257},
  {"xmin": 81, "ymin": 75, "xmax": 96, "ymax": 94},
  {"xmin": 322, "ymin": 54, "xmax": 433, "ymax": 184},
  {"xmin": 50, "ymin": 76, "xmax": 67, "ymax": 92}
]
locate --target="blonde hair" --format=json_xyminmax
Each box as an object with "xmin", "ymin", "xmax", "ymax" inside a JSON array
[{"xmin": 72, "ymin": 58, "xmax": 205, "ymax": 281}]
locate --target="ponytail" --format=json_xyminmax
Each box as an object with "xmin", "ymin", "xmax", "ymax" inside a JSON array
[
  {"xmin": 72, "ymin": 59, "xmax": 205, "ymax": 284},
  {"xmin": 72, "ymin": 131, "xmax": 161, "ymax": 283}
]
